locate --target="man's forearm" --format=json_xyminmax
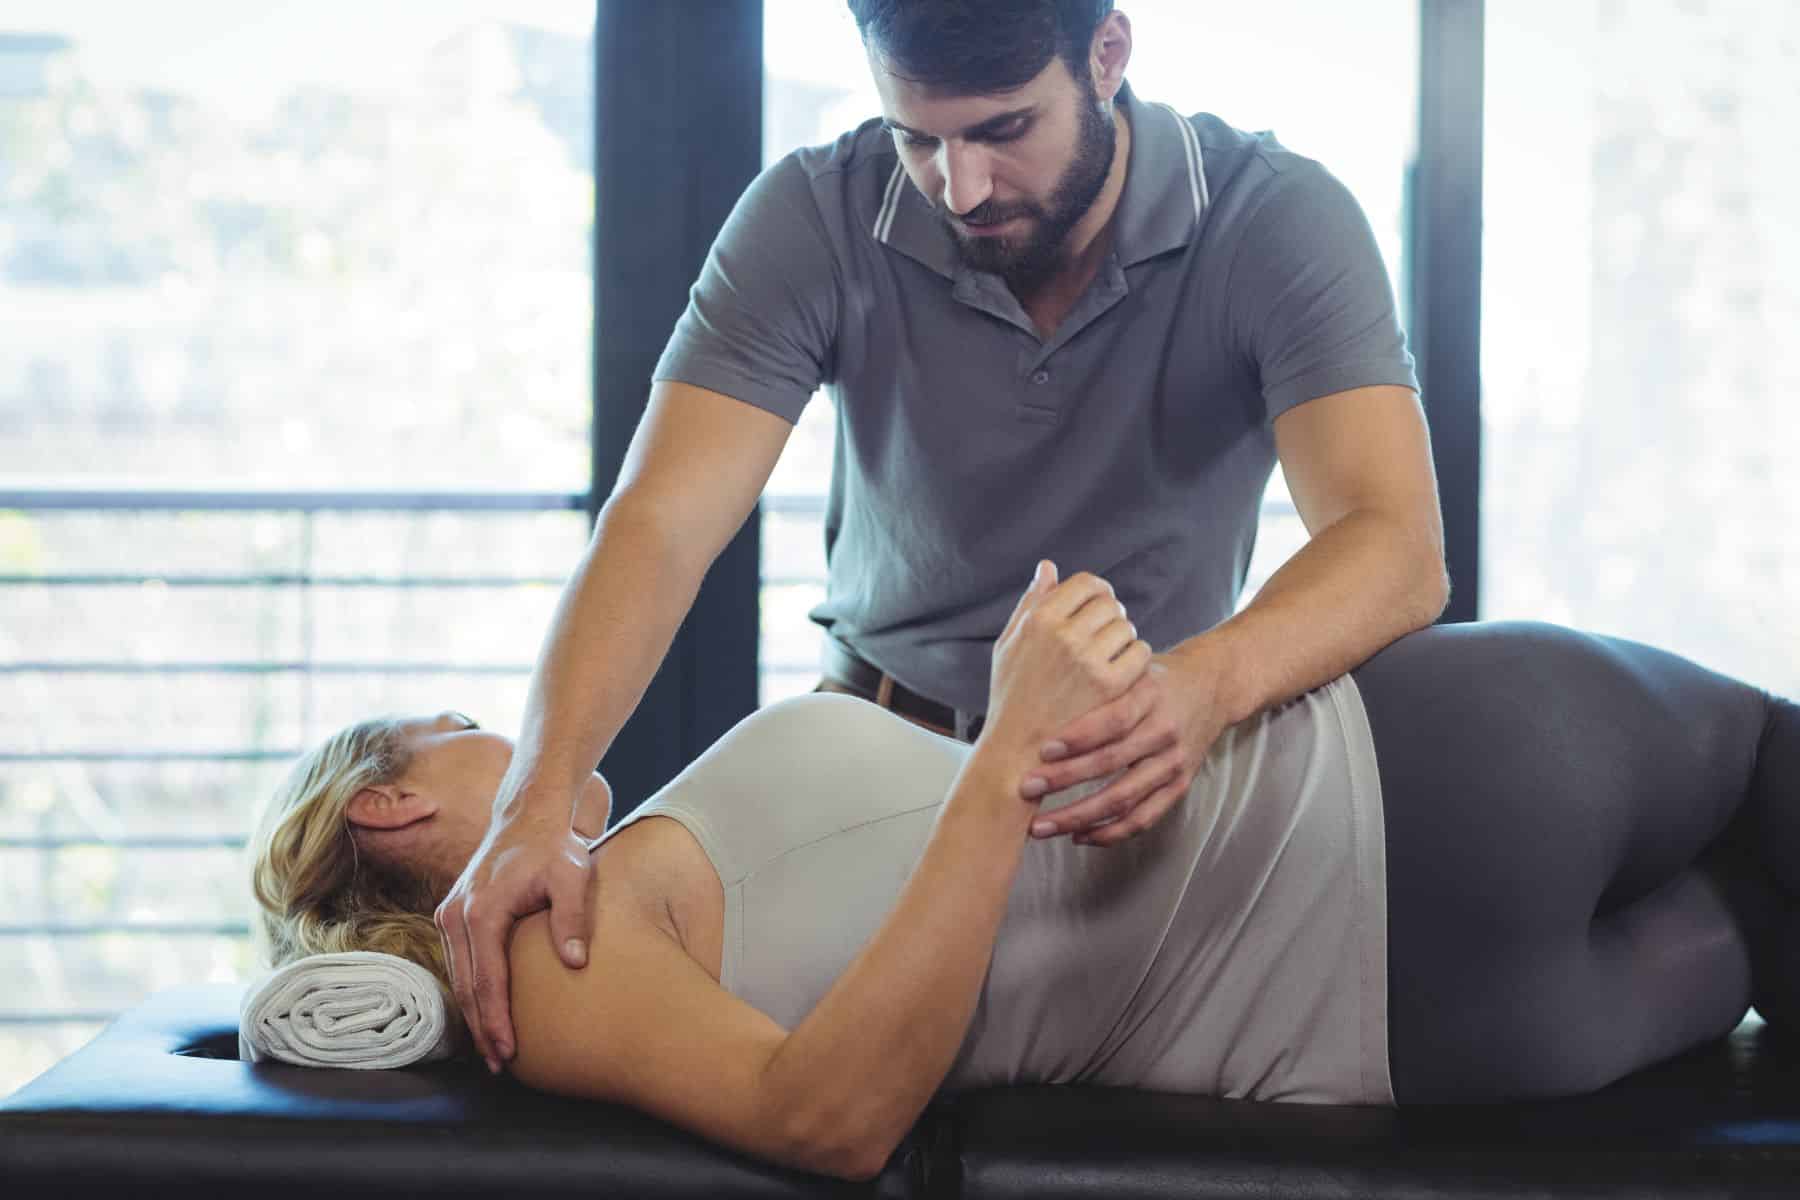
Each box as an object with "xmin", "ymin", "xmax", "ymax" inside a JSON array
[
  {"xmin": 501, "ymin": 498, "xmax": 711, "ymax": 815},
  {"xmin": 1175, "ymin": 507, "xmax": 1449, "ymax": 726}
]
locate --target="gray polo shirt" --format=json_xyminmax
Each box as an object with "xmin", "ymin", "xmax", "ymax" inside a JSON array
[{"xmin": 653, "ymin": 83, "xmax": 1419, "ymax": 716}]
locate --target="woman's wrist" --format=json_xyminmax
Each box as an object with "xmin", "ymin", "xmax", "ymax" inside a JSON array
[
  {"xmin": 958, "ymin": 732, "xmax": 1045, "ymax": 826},
  {"xmin": 970, "ymin": 715, "xmax": 1045, "ymax": 774}
]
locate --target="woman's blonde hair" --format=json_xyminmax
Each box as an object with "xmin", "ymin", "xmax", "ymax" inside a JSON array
[{"xmin": 248, "ymin": 716, "xmax": 452, "ymax": 990}]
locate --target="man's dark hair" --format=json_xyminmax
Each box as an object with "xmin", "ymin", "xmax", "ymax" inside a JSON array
[{"xmin": 846, "ymin": 0, "xmax": 1117, "ymax": 94}]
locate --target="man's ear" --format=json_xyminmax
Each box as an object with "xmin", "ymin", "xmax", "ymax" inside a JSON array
[
  {"xmin": 346, "ymin": 784, "xmax": 438, "ymax": 831},
  {"xmin": 1090, "ymin": 10, "xmax": 1132, "ymax": 103}
]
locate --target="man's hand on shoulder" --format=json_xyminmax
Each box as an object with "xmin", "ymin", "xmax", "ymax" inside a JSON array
[{"xmin": 436, "ymin": 789, "xmax": 596, "ymax": 1074}]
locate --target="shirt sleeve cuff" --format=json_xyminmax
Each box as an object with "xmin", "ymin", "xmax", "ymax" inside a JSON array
[
  {"xmin": 1263, "ymin": 361, "xmax": 1420, "ymax": 423},
  {"xmin": 651, "ymin": 362, "xmax": 814, "ymax": 426}
]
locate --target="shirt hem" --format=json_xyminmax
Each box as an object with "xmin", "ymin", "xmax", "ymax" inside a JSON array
[{"xmin": 1329, "ymin": 673, "xmax": 1398, "ymax": 1107}]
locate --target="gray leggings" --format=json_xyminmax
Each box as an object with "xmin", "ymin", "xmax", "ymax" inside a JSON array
[{"xmin": 1349, "ymin": 621, "xmax": 1800, "ymax": 1103}]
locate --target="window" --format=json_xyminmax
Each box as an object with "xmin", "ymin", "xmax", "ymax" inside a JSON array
[
  {"xmin": 0, "ymin": 1, "xmax": 595, "ymax": 1097},
  {"xmin": 757, "ymin": 0, "xmax": 1419, "ymax": 704},
  {"xmin": 1482, "ymin": 1, "xmax": 1800, "ymax": 696}
]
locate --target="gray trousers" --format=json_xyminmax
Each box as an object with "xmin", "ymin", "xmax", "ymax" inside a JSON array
[{"xmin": 1350, "ymin": 621, "xmax": 1799, "ymax": 1103}]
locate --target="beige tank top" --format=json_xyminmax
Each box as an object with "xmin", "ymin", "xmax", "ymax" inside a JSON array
[{"xmin": 597, "ymin": 679, "xmax": 1394, "ymax": 1105}]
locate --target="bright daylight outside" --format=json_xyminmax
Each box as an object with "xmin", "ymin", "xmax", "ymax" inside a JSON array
[
  {"xmin": 1, "ymin": 0, "xmax": 595, "ymax": 1096},
  {"xmin": 3, "ymin": 0, "xmax": 1796, "ymax": 1102},
  {"xmin": 1481, "ymin": 0, "xmax": 1799, "ymax": 699}
]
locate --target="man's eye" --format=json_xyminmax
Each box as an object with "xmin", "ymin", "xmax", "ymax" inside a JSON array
[
  {"xmin": 983, "ymin": 120, "xmax": 1029, "ymax": 143},
  {"xmin": 900, "ymin": 132, "xmax": 936, "ymax": 149}
]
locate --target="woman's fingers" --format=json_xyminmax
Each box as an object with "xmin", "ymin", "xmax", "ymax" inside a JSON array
[
  {"xmin": 1000, "ymin": 571, "xmax": 1121, "ymax": 665},
  {"xmin": 1055, "ymin": 588, "xmax": 1129, "ymax": 662},
  {"xmin": 1058, "ymin": 618, "xmax": 1139, "ymax": 703},
  {"xmin": 1053, "ymin": 573, "xmax": 1119, "ymax": 624},
  {"xmin": 989, "ymin": 569, "xmax": 1141, "ymax": 759},
  {"xmin": 1065, "ymin": 594, "xmax": 1128, "ymax": 643},
  {"xmin": 999, "ymin": 560, "xmax": 1058, "ymax": 643},
  {"xmin": 1110, "ymin": 636, "xmax": 1154, "ymax": 682},
  {"xmin": 1017, "ymin": 571, "xmax": 1114, "ymax": 637}
]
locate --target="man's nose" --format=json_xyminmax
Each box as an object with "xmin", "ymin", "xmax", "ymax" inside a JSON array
[{"xmin": 938, "ymin": 142, "xmax": 993, "ymax": 217}]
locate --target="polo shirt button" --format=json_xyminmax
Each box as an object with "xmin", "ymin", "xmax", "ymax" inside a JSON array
[{"xmin": 1031, "ymin": 369, "xmax": 1050, "ymax": 384}]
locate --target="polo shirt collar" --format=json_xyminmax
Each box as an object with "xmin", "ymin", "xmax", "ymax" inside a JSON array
[
  {"xmin": 1109, "ymin": 81, "xmax": 1210, "ymax": 266},
  {"xmin": 872, "ymin": 80, "xmax": 1209, "ymax": 280}
]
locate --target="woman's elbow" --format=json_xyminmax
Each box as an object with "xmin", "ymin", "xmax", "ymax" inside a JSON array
[
  {"xmin": 846, "ymin": 1129, "xmax": 907, "ymax": 1182},
  {"xmin": 822, "ymin": 1141, "xmax": 892, "ymax": 1184},
  {"xmin": 777, "ymin": 1103, "xmax": 895, "ymax": 1182}
]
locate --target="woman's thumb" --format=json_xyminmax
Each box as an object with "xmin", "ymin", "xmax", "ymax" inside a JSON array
[{"xmin": 1003, "ymin": 560, "xmax": 1056, "ymax": 640}]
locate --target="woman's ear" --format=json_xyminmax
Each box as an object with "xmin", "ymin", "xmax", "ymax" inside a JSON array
[{"xmin": 346, "ymin": 784, "xmax": 438, "ymax": 831}]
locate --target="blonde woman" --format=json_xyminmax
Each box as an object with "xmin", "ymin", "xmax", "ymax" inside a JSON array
[{"xmin": 251, "ymin": 563, "xmax": 1800, "ymax": 1183}]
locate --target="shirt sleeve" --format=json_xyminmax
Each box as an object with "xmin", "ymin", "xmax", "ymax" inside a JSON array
[
  {"xmin": 651, "ymin": 153, "xmax": 840, "ymax": 426},
  {"xmin": 1228, "ymin": 161, "xmax": 1420, "ymax": 424}
]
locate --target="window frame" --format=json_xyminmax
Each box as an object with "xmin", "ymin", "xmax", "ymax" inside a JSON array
[{"xmin": 2, "ymin": 0, "xmax": 1486, "ymax": 1036}]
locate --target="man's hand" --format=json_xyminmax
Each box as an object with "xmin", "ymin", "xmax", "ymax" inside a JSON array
[
  {"xmin": 435, "ymin": 796, "xmax": 595, "ymax": 1074},
  {"xmin": 1018, "ymin": 647, "xmax": 1232, "ymax": 847}
]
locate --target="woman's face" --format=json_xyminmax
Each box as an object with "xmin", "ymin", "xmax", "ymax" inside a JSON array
[{"xmin": 347, "ymin": 711, "xmax": 612, "ymax": 880}]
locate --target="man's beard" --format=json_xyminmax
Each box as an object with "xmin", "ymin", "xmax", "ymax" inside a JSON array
[{"xmin": 938, "ymin": 84, "xmax": 1117, "ymax": 298}]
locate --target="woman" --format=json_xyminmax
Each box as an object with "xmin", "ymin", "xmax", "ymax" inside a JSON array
[{"xmin": 250, "ymin": 562, "xmax": 1800, "ymax": 1183}]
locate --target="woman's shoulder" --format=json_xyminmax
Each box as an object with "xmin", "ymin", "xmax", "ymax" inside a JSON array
[
  {"xmin": 592, "ymin": 812, "xmax": 725, "ymax": 983},
  {"xmin": 587, "ymin": 693, "xmax": 963, "ymax": 981}
]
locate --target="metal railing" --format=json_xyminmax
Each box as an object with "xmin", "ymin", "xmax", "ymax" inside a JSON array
[
  {"xmin": 0, "ymin": 485, "xmax": 839, "ymax": 1028},
  {"xmin": 0, "ymin": 487, "xmax": 603, "ymax": 1027},
  {"xmin": 0, "ymin": 484, "xmax": 1297, "ymax": 1028}
]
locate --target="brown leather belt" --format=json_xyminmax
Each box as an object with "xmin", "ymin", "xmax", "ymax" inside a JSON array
[{"xmin": 820, "ymin": 638, "xmax": 985, "ymax": 742}]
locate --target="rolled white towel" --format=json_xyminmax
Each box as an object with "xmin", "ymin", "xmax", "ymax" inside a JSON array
[{"xmin": 239, "ymin": 950, "xmax": 456, "ymax": 1069}]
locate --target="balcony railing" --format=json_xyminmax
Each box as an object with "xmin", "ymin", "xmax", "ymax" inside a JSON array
[
  {"xmin": 0, "ymin": 484, "xmax": 848, "ymax": 1030},
  {"xmin": 0, "ymin": 484, "xmax": 1298, "ymax": 1030}
]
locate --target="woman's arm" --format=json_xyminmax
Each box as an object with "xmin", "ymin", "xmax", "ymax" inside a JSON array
[
  {"xmin": 506, "ymin": 740, "xmax": 1038, "ymax": 1182},
  {"xmin": 759, "ymin": 740, "xmax": 1039, "ymax": 1176},
  {"xmin": 508, "ymin": 566, "xmax": 1144, "ymax": 1182}
]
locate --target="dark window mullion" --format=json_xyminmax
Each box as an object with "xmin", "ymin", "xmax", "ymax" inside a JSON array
[{"xmin": 1411, "ymin": 0, "xmax": 1485, "ymax": 621}]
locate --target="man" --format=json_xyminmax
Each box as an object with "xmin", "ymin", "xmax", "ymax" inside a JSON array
[{"xmin": 438, "ymin": 0, "xmax": 1448, "ymax": 1075}]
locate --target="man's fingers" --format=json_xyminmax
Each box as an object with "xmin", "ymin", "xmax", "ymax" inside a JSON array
[
  {"xmin": 1022, "ymin": 726, "xmax": 1140, "ymax": 800},
  {"xmin": 1030, "ymin": 752, "xmax": 1181, "ymax": 839},
  {"xmin": 546, "ymin": 856, "xmax": 594, "ymax": 970},
  {"xmin": 1028, "ymin": 691, "xmax": 1153, "ymax": 786},
  {"xmin": 466, "ymin": 908, "xmax": 515, "ymax": 1069},
  {"xmin": 436, "ymin": 897, "xmax": 492, "ymax": 1067},
  {"xmin": 1078, "ymin": 777, "xmax": 1188, "ymax": 846}
]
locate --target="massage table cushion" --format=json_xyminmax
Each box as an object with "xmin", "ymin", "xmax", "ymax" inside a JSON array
[{"xmin": 4, "ymin": 985, "xmax": 1800, "ymax": 1198}]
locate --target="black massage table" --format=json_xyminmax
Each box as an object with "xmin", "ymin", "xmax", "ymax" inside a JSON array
[{"xmin": 5, "ymin": 984, "xmax": 1800, "ymax": 1197}]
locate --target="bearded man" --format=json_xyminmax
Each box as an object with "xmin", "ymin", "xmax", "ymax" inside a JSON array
[{"xmin": 438, "ymin": 0, "xmax": 1449, "ymax": 1076}]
